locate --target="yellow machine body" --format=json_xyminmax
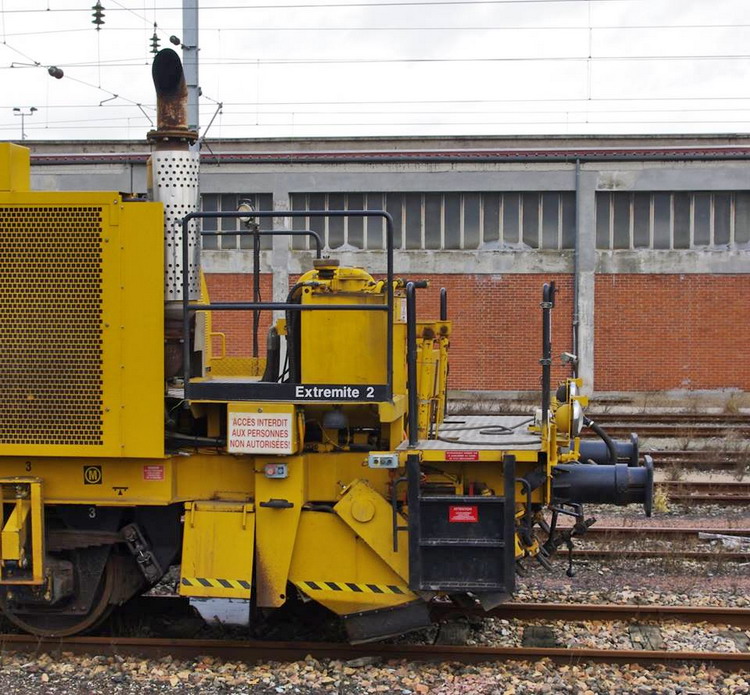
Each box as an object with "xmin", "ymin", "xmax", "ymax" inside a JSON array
[
  {"xmin": 0, "ymin": 140, "xmax": 651, "ymax": 642},
  {"xmin": 0, "ymin": 144, "xmax": 164, "ymax": 460}
]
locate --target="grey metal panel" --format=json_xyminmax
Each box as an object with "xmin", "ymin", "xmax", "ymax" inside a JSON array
[{"xmin": 397, "ymin": 415, "xmax": 541, "ymax": 451}]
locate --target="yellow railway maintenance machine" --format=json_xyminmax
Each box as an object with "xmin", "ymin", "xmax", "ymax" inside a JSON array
[{"xmin": 0, "ymin": 49, "xmax": 653, "ymax": 641}]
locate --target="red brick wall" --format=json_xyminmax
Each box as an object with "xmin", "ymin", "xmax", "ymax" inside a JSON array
[
  {"xmin": 412, "ymin": 274, "xmax": 574, "ymax": 391},
  {"xmin": 205, "ymin": 272, "xmax": 573, "ymax": 390},
  {"xmin": 204, "ymin": 272, "xmax": 749, "ymax": 391},
  {"xmin": 595, "ymin": 274, "xmax": 750, "ymax": 391},
  {"xmin": 204, "ymin": 274, "xmax": 274, "ymax": 358}
]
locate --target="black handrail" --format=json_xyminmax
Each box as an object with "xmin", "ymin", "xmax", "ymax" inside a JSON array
[
  {"xmin": 540, "ymin": 282, "xmax": 556, "ymax": 427},
  {"xmin": 406, "ymin": 282, "xmax": 418, "ymax": 447},
  {"xmin": 180, "ymin": 209, "xmax": 394, "ymax": 402},
  {"xmin": 201, "ymin": 227, "xmax": 323, "ymax": 356},
  {"xmin": 201, "ymin": 228, "xmax": 324, "ymax": 259}
]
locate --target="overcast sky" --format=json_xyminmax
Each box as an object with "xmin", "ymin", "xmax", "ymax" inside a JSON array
[{"xmin": 1, "ymin": 0, "xmax": 749, "ymax": 142}]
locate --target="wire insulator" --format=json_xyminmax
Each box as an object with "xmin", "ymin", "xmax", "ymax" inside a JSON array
[{"xmin": 91, "ymin": 2, "xmax": 105, "ymax": 31}]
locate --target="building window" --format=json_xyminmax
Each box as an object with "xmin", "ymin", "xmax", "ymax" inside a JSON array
[
  {"xmin": 596, "ymin": 191, "xmax": 750, "ymax": 250},
  {"xmin": 200, "ymin": 193, "xmax": 274, "ymax": 250},
  {"xmin": 289, "ymin": 192, "xmax": 575, "ymax": 251}
]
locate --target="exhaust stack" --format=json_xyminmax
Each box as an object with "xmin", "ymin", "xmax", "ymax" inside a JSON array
[{"xmin": 147, "ymin": 48, "xmax": 200, "ymax": 308}]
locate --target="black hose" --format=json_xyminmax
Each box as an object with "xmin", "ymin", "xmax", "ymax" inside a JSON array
[
  {"xmin": 583, "ymin": 416, "xmax": 617, "ymax": 465},
  {"xmin": 166, "ymin": 432, "xmax": 226, "ymax": 448},
  {"xmin": 284, "ymin": 281, "xmax": 321, "ymax": 383},
  {"xmin": 261, "ymin": 326, "xmax": 280, "ymax": 382}
]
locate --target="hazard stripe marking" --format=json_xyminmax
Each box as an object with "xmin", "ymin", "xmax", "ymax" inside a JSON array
[
  {"xmin": 300, "ymin": 581, "xmax": 409, "ymax": 595},
  {"xmin": 180, "ymin": 577, "xmax": 252, "ymax": 591}
]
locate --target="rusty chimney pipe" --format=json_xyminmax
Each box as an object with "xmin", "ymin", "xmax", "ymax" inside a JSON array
[
  {"xmin": 147, "ymin": 48, "xmax": 197, "ymax": 148},
  {"xmin": 147, "ymin": 48, "xmax": 201, "ymax": 378}
]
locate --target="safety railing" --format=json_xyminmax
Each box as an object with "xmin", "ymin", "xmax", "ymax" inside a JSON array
[{"xmin": 180, "ymin": 210, "xmax": 395, "ymax": 403}]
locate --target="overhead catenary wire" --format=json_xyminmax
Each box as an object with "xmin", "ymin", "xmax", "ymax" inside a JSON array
[
  {"xmin": 1, "ymin": 1, "xmax": 747, "ymax": 138},
  {"xmin": 4, "ymin": 22, "xmax": 750, "ymax": 36},
  {"xmin": 0, "ymin": 0, "xmax": 655, "ymax": 14},
  {"xmin": 4, "ymin": 53, "xmax": 750, "ymax": 70},
  {"xmin": 10, "ymin": 117, "xmax": 750, "ymax": 133}
]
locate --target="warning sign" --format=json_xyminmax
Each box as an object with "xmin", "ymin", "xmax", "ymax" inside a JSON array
[
  {"xmin": 449, "ymin": 505, "xmax": 479, "ymax": 523},
  {"xmin": 445, "ymin": 450, "xmax": 479, "ymax": 462},
  {"xmin": 227, "ymin": 411, "xmax": 293, "ymax": 454},
  {"xmin": 143, "ymin": 465, "xmax": 165, "ymax": 481}
]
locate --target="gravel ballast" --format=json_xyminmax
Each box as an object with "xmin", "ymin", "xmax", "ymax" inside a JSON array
[{"xmin": 0, "ymin": 652, "xmax": 748, "ymax": 695}]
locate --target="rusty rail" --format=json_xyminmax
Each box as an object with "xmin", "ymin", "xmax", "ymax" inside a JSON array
[
  {"xmin": 465, "ymin": 602, "xmax": 750, "ymax": 627},
  {"xmin": 1, "ymin": 634, "xmax": 747, "ymax": 670}
]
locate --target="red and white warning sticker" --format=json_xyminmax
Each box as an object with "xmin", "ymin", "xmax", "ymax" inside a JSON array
[
  {"xmin": 227, "ymin": 412, "xmax": 293, "ymax": 454},
  {"xmin": 445, "ymin": 450, "xmax": 479, "ymax": 462},
  {"xmin": 449, "ymin": 505, "xmax": 479, "ymax": 523},
  {"xmin": 143, "ymin": 465, "xmax": 165, "ymax": 481}
]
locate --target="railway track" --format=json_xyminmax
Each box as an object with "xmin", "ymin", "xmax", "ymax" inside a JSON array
[
  {"xmin": 572, "ymin": 548, "xmax": 749, "ymax": 561},
  {"xmin": 658, "ymin": 480, "xmax": 750, "ymax": 503},
  {"xmin": 649, "ymin": 450, "xmax": 747, "ymax": 471},
  {"xmin": 1, "ymin": 631, "xmax": 747, "ymax": 670},
  {"xmin": 543, "ymin": 524, "xmax": 750, "ymax": 562},
  {"xmin": 590, "ymin": 413, "xmax": 750, "ymax": 426},
  {"xmin": 448, "ymin": 602, "xmax": 750, "ymax": 627},
  {"xmin": 584, "ymin": 525, "xmax": 750, "ymax": 538},
  {"xmin": 582, "ymin": 424, "xmax": 750, "ymax": 439}
]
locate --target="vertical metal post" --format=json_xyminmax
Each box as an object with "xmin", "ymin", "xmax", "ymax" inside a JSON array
[
  {"xmin": 540, "ymin": 282, "xmax": 555, "ymax": 426},
  {"xmin": 385, "ymin": 215, "xmax": 394, "ymax": 402},
  {"xmin": 252, "ymin": 227, "xmax": 261, "ymax": 358},
  {"xmin": 182, "ymin": 0, "xmax": 199, "ymax": 148},
  {"xmin": 406, "ymin": 282, "xmax": 418, "ymax": 447},
  {"xmin": 440, "ymin": 287, "xmax": 447, "ymax": 321},
  {"xmin": 571, "ymin": 159, "xmax": 580, "ymax": 378},
  {"xmin": 406, "ymin": 452, "xmax": 421, "ymax": 590},
  {"xmin": 502, "ymin": 454, "xmax": 517, "ymax": 593}
]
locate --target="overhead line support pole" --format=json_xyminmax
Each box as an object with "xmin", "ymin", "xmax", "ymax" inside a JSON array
[{"xmin": 182, "ymin": 0, "xmax": 200, "ymax": 150}]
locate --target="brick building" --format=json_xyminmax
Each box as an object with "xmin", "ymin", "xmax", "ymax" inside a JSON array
[{"xmin": 27, "ymin": 135, "xmax": 750, "ymax": 397}]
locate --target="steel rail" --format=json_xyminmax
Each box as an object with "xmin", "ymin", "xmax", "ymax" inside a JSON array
[
  {"xmin": 655, "ymin": 481, "xmax": 750, "ymax": 504},
  {"xmin": 581, "ymin": 425, "xmax": 750, "ymax": 438},
  {"xmin": 579, "ymin": 525, "xmax": 750, "ymax": 538},
  {"xmin": 584, "ymin": 414, "xmax": 750, "ymax": 425},
  {"xmin": 456, "ymin": 602, "xmax": 750, "ymax": 628},
  {"xmin": 1, "ymin": 634, "xmax": 747, "ymax": 670},
  {"xmin": 127, "ymin": 595, "xmax": 750, "ymax": 627},
  {"xmin": 653, "ymin": 450, "xmax": 746, "ymax": 459},
  {"xmin": 572, "ymin": 549, "xmax": 749, "ymax": 561}
]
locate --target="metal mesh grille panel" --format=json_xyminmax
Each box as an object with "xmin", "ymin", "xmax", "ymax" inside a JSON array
[{"xmin": 0, "ymin": 206, "xmax": 104, "ymax": 446}]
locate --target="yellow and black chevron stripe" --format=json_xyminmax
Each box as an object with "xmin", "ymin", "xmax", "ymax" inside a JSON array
[
  {"xmin": 299, "ymin": 580, "xmax": 408, "ymax": 595},
  {"xmin": 181, "ymin": 577, "xmax": 251, "ymax": 590}
]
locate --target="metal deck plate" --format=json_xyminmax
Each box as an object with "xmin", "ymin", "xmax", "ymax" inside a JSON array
[{"xmin": 399, "ymin": 414, "xmax": 541, "ymax": 451}]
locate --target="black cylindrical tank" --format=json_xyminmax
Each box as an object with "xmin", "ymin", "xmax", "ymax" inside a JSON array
[
  {"xmin": 578, "ymin": 432, "xmax": 639, "ymax": 466},
  {"xmin": 552, "ymin": 456, "xmax": 653, "ymax": 517}
]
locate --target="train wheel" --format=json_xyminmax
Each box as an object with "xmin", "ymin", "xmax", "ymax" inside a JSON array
[{"xmin": 0, "ymin": 555, "xmax": 117, "ymax": 637}]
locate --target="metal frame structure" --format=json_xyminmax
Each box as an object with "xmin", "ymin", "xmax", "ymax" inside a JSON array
[{"xmin": 181, "ymin": 210, "xmax": 396, "ymax": 402}]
